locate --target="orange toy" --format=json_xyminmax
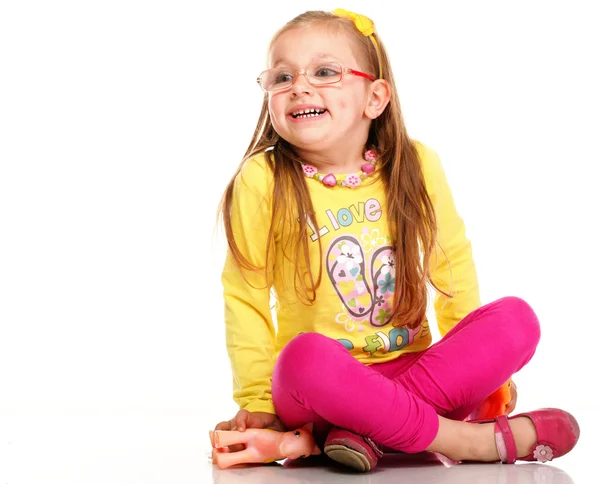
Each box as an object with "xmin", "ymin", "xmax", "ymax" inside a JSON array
[
  {"xmin": 469, "ymin": 381, "xmax": 512, "ymax": 420},
  {"xmin": 209, "ymin": 423, "xmax": 321, "ymax": 469}
]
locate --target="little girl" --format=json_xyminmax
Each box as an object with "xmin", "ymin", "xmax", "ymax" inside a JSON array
[{"xmin": 214, "ymin": 8, "xmax": 579, "ymax": 472}]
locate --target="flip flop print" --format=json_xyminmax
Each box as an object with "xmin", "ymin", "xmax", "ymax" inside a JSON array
[
  {"xmin": 326, "ymin": 236, "xmax": 372, "ymax": 318},
  {"xmin": 326, "ymin": 235, "xmax": 396, "ymax": 327},
  {"xmin": 369, "ymin": 246, "xmax": 396, "ymax": 327}
]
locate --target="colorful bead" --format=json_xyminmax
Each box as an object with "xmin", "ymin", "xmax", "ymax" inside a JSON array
[
  {"xmin": 361, "ymin": 163, "xmax": 376, "ymax": 174},
  {"xmin": 300, "ymin": 149, "xmax": 379, "ymax": 188},
  {"xmin": 363, "ymin": 149, "xmax": 378, "ymax": 162},
  {"xmin": 302, "ymin": 164, "xmax": 318, "ymax": 177},
  {"xmin": 322, "ymin": 173, "xmax": 338, "ymax": 187},
  {"xmin": 345, "ymin": 174, "xmax": 361, "ymax": 187}
]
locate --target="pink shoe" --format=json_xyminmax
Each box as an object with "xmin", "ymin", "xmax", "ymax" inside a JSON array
[
  {"xmin": 471, "ymin": 408, "xmax": 580, "ymax": 464},
  {"xmin": 324, "ymin": 427, "xmax": 384, "ymax": 472}
]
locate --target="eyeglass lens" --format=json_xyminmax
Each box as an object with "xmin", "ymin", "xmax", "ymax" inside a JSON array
[{"xmin": 260, "ymin": 63, "xmax": 343, "ymax": 91}]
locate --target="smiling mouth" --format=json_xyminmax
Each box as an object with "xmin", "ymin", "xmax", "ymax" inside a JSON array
[{"xmin": 291, "ymin": 108, "xmax": 327, "ymax": 119}]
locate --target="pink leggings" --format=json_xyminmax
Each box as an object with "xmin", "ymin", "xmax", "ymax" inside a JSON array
[{"xmin": 272, "ymin": 296, "xmax": 540, "ymax": 453}]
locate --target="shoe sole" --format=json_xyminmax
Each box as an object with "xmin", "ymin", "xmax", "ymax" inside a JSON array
[{"xmin": 324, "ymin": 444, "xmax": 371, "ymax": 472}]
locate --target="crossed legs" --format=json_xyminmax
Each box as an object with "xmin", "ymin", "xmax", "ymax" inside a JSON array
[{"xmin": 272, "ymin": 296, "xmax": 541, "ymax": 457}]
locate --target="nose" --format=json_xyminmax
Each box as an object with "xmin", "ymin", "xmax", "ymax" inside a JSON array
[{"xmin": 290, "ymin": 70, "xmax": 313, "ymax": 96}]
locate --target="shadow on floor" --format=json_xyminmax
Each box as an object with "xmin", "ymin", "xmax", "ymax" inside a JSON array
[{"xmin": 210, "ymin": 451, "xmax": 574, "ymax": 483}]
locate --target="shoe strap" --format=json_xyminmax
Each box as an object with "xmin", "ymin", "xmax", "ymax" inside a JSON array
[{"xmin": 494, "ymin": 415, "xmax": 517, "ymax": 464}]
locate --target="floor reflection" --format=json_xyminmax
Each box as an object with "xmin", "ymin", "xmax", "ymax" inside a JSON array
[{"xmin": 210, "ymin": 451, "xmax": 574, "ymax": 484}]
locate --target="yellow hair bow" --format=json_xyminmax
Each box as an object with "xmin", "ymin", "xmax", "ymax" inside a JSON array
[
  {"xmin": 332, "ymin": 8, "xmax": 382, "ymax": 79},
  {"xmin": 332, "ymin": 8, "xmax": 375, "ymax": 37}
]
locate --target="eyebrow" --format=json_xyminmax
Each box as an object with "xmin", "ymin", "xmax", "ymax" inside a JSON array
[{"xmin": 271, "ymin": 52, "xmax": 340, "ymax": 67}]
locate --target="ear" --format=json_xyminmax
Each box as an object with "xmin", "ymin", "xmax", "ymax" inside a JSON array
[
  {"xmin": 312, "ymin": 443, "xmax": 322, "ymax": 455},
  {"xmin": 365, "ymin": 79, "xmax": 391, "ymax": 120},
  {"xmin": 301, "ymin": 422, "xmax": 314, "ymax": 433}
]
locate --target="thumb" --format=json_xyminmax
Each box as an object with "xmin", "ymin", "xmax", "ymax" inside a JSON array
[{"xmin": 235, "ymin": 410, "xmax": 249, "ymax": 431}]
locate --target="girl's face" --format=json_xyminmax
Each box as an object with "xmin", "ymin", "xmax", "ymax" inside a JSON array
[{"xmin": 267, "ymin": 27, "xmax": 373, "ymax": 154}]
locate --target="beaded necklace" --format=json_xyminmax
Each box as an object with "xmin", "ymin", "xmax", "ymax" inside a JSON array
[{"xmin": 300, "ymin": 149, "xmax": 379, "ymax": 188}]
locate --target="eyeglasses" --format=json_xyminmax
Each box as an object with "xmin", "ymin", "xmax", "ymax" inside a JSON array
[{"xmin": 256, "ymin": 62, "xmax": 376, "ymax": 92}]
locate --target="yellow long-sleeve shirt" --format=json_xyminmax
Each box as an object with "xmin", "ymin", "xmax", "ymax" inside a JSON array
[{"xmin": 221, "ymin": 141, "xmax": 481, "ymax": 414}]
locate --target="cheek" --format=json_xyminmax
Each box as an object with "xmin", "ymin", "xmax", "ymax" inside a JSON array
[
  {"xmin": 267, "ymin": 103, "xmax": 279, "ymax": 128},
  {"xmin": 333, "ymin": 92, "xmax": 361, "ymax": 113},
  {"xmin": 267, "ymin": 99, "xmax": 286, "ymax": 136},
  {"xmin": 337, "ymin": 98, "xmax": 364, "ymax": 120},
  {"xmin": 328, "ymin": 93, "xmax": 347, "ymax": 110},
  {"xmin": 268, "ymin": 95, "xmax": 285, "ymax": 118}
]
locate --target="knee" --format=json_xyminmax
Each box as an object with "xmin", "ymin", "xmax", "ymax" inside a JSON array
[
  {"xmin": 276, "ymin": 332, "xmax": 342, "ymax": 367},
  {"xmin": 494, "ymin": 296, "xmax": 541, "ymax": 353},
  {"xmin": 273, "ymin": 332, "xmax": 343, "ymax": 387}
]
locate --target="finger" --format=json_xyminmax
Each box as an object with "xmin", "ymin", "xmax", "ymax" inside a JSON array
[
  {"xmin": 234, "ymin": 410, "xmax": 249, "ymax": 431},
  {"xmin": 245, "ymin": 412, "xmax": 267, "ymax": 429},
  {"xmin": 268, "ymin": 420, "xmax": 286, "ymax": 432},
  {"xmin": 215, "ymin": 420, "xmax": 232, "ymax": 431}
]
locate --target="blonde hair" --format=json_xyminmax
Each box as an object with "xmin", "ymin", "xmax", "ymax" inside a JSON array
[{"xmin": 219, "ymin": 10, "xmax": 450, "ymax": 328}]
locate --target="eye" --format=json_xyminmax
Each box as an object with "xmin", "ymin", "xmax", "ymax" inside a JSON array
[
  {"xmin": 313, "ymin": 65, "xmax": 340, "ymax": 78},
  {"xmin": 300, "ymin": 454, "xmax": 306, "ymax": 458},
  {"xmin": 273, "ymin": 71, "xmax": 293, "ymax": 84},
  {"xmin": 294, "ymin": 431, "xmax": 300, "ymax": 437}
]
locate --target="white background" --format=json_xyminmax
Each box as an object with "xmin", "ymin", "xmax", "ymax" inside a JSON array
[{"xmin": 1, "ymin": 0, "xmax": 599, "ymax": 447}]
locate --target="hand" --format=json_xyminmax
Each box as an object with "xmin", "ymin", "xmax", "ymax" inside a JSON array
[
  {"xmin": 506, "ymin": 379, "xmax": 518, "ymax": 414},
  {"xmin": 214, "ymin": 410, "xmax": 286, "ymax": 452}
]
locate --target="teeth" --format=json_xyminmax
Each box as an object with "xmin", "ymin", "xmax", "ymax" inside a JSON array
[{"xmin": 292, "ymin": 108, "xmax": 326, "ymax": 117}]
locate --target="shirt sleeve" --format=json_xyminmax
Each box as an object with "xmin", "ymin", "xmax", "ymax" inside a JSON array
[
  {"xmin": 418, "ymin": 142, "xmax": 482, "ymax": 337},
  {"xmin": 221, "ymin": 155, "xmax": 277, "ymax": 414}
]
